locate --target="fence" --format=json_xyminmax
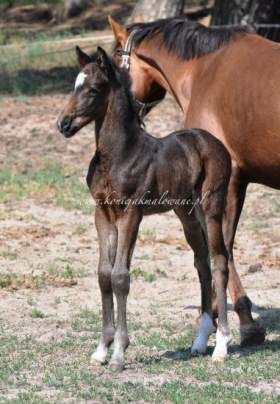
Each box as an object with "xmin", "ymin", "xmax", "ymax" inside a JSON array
[
  {"xmin": 0, "ymin": 33, "xmax": 114, "ymax": 95},
  {"xmin": 0, "ymin": 23, "xmax": 279, "ymax": 96},
  {"xmin": 255, "ymin": 24, "xmax": 280, "ymax": 42}
]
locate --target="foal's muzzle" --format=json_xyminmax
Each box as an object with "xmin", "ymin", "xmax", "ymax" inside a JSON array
[{"xmin": 57, "ymin": 115, "xmax": 77, "ymax": 138}]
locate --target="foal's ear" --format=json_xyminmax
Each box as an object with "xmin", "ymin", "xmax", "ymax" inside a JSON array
[
  {"xmin": 97, "ymin": 46, "xmax": 114, "ymax": 78},
  {"xmin": 76, "ymin": 46, "xmax": 91, "ymax": 68},
  {"xmin": 108, "ymin": 15, "xmax": 128, "ymax": 47}
]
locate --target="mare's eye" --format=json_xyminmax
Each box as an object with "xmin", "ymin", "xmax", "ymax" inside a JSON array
[{"xmin": 115, "ymin": 49, "xmax": 123, "ymax": 57}]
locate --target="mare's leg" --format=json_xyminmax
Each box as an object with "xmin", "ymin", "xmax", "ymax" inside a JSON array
[
  {"xmin": 109, "ymin": 209, "xmax": 142, "ymax": 371},
  {"xmin": 221, "ymin": 169, "xmax": 265, "ymax": 346},
  {"xmin": 175, "ymin": 208, "xmax": 215, "ymax": 355},
  {"xmin": 91, "ymin": 207, "xmax": 117, "ymax": 365}
]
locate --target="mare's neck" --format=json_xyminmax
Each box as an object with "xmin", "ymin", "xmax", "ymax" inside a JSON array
[
  {"xmin": 95, "ymin": 85, "xmax": 140, "ymax": 157},
  {"xmin": 136, "ymin": 40, "xmax": 200, "ymax": 114}
]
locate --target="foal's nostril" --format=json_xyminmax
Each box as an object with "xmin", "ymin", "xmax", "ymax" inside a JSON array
[{"xmin": 59, "ymin": 116, "xmax": 72, "ymax": 133}]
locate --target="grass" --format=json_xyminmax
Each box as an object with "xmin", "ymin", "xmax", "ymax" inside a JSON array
[
  {"xmin": 71, "ymin": 307, "xmax": 100, "ymax": 332},
  {"xmin": 0, "ymin": 32, "xmax": 112, "ymax": 95},
  {"xmin": 131, "ymin": 267, "xmax": 156, "ymax": 283},
  {"xmin": 140, "ymin": 227, "xmax": 157, "ymax": 241},
  {"xmin": 47, "ymin": 262, "xmax": 88, "ymax": 279},
  {"xmin": 131, "ymin": 267, "xmax": 167, "ymax": 283},
  {"xmin": 0, "ymin": 307, "xmax": 279, "ymax": 402},
  {"xmin": 0, "ymin": 273, "xmax": 45, "ymax": 289},
  {"xmin": 0, "ymin": 164, "xmax": 94, "ymax": 214},
  {"xmin": 30, "ymin": 308, "xmax": 46, "ymax": 318},
  {"xmin": 0, "ymin": 35, "xmax": 78, "ymax": 94},
  {"xmin": 0, "ymin": 262, "xmax": 88, "ymax": 290},
  {"xmin": 0, "ymin": 316, "xmax": 280, "ymax": 404}
]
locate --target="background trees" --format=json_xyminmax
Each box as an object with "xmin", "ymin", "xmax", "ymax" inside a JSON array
[
  {"xmin": 212, "ymin": 0, "xmax": 280, "ymax": 41},
  {"xmin": 130, "ymin": 0, "xmax": 185, "ymax": 23}
]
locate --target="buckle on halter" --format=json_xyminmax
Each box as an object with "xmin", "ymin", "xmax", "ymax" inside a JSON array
[{"xmin": 121, "ymin": 53, "xmax": 130, "ymax": 70}]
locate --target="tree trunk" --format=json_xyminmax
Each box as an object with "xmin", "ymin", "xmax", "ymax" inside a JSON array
[
  {"xmin": 130, "ymin": 0, "xmax": 185, "ymax": 23},
  {"xmin": 212, "ymin": 0, "xmax": 256, "ymax": 25},
  {"xmin": 64, "ymin": 0, "xmax": 90, "ymax": 18},
  {"xmin": 211, "ymin": 0, "xmax": 280, "ymax": 41}
]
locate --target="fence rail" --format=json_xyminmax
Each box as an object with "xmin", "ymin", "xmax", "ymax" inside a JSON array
[
  {"xmin": 0, "ymin": 23, "xmax": 279, "ymax": 96},
  {"xmin": 254, "ymin": 24, "xmax": 280, "ymax": 42}
]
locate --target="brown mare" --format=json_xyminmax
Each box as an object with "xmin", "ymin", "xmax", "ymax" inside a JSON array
[
  {"xmin": 57, "ymin": 46, "xmax": 232, "ymax": 370},
  {"xmin": 109, "ymin": 16, "xmax": 280, "ymax": 346}
]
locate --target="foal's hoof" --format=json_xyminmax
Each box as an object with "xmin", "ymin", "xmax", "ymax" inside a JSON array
[
  {"xmin": 90, "ymin": 352, "xmax": 107, "ymax": 365},
  {"xmin": 109, "ymin": 361, "xmax": 125, "ymax": 373},
  {"xmin": 212, "ymin": 354, "xmax": 227, "ymax": 363},
  {"xmin": 212, "ymin": 330, "xmax": 231, "ymax": 362},
  {"xmin": 190, "ymin": 341, "xmax": 207, "ymax": 356},
  {"xmin": 240, "ymin": 323, "xmax": 266, "ymax": 347}
]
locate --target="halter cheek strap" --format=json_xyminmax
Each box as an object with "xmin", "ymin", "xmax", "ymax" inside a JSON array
[{"xmin": 120, "ymin": 30, "xmax": 138, "ymax": 69}]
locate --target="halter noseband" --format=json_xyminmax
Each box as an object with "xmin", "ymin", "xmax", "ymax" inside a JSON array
[{"xmin": 118, "ymin": 30, "xmax": 161, "ymax": 117}]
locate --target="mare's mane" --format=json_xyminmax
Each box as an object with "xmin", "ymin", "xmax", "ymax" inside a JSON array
[{"xmin": 127, "ymin": 17, "xmax": 249, "ymax": 61}]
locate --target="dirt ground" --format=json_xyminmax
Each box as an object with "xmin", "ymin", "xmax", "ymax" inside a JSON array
[{"xmin": 0, "ymin": 93, "xmax": 279, "ymax": 402}]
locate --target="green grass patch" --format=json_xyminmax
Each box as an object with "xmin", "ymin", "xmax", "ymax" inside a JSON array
[
  {"xmin": 131, "ymin": 267, "xmax": 167, "ymax": 283},
  {"xmin": 0, "ymin": 259, "xmax": 90, "ymax": 290},
  {"xmin": 30, "ymin": 308, "xmax": 46, "ymax": 319},
  {"xmin": 71, "ymin": 307, "xmax": 100, "ymax": 333},
  {"xmin": 47, "ymin": 262, "xmax": 88, "ymax": 279},
  {"xmin": 156, "ymin": 381, "xmax": 278, "ymax": 404},
  {"xmin": 0, "ymin": 313, "xmax": 279, "ymax": 402},
  {"xmin": 0, "ymin": 250, "xmax": 17, "ymax": 260},
  {"xmin": 140, "ymin": 227, "xmax": 157, "ymax": 241},
  {"xmin": 0, "ymin": 272, "xmax": 45, "ymax": 289},
  {"xmin": 0, "ymin": 164, "xmax": 94, "ymax": 214},
  {"xmin": 131, "ymin": 267, "xmax": 156, "ymax": 283}
]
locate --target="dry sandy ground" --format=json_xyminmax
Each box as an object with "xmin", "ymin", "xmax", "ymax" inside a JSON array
[{"xmin": 0, "ymin": 94, "xmax": 279, "ymax": 401}]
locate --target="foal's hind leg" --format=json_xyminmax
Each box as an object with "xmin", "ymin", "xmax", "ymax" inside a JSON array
[
  {"xmin": 199, "ymin": 191, "xmax": 231, "ymax": 361},
  {"xmin": 91, "ymin": 207, "xmax": 117, "ymax": 365},
  {"xmin": 175, "ymin": 208, "xmax": 215, "ymax": 355}
]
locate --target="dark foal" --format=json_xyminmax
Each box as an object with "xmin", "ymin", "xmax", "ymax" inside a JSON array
[{"xmin": 57, "ymin": 46, "xmax": 232, "ymax": 371}]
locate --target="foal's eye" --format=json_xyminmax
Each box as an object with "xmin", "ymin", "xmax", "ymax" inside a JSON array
[{"xmin": 89, "ymin": 88, "xmax": 98, "ymax": 96}]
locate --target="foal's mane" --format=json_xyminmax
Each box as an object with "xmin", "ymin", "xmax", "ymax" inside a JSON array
[{"xmin": 127, "ymin": 17, "xmax": 249, "ymax": 61}]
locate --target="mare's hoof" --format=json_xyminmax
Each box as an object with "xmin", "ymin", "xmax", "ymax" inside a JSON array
[
  {"xmin": 240, "ymin": 323, "xmax": 266, "ymax": 347},
  {"xmin": 109, "ymin": 361, "xmax": 125, "ymax": 372}
]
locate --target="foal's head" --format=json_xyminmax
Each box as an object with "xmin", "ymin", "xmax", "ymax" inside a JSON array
[{"xmin": 57, "ymin": 47, "xmax": 116, "ymax": 138}]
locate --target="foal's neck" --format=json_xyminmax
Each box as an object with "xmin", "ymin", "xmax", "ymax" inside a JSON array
[{"xmin": 95, "ymin": 85, "xmax": 140, "ymax": 156}]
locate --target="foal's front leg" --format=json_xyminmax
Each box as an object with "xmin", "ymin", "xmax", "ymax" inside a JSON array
[
  {"xmin": 109, "ymin": 209, "xmax": 142, "ymax": 371},
  {"xmin": 91, "ymin": 207, "xmax": 117, "ymax": 365}
]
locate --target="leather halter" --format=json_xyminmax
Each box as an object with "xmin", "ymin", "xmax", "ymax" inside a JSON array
[{"xmin": 118, "ymin": 30, "xmax": 161, "ymax": 117}]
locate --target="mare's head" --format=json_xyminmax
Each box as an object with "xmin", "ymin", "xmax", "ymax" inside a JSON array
[
  {"xmin": 57, "ymin": 46, "xmax": 115, "ymax": 137},
  {"xmin": 109, "ymin": 16, "xmax": 166, "ymax": 116},
  {"xmin": 109, "ymin": 16, "xmax": 248, "ymax": 113}
]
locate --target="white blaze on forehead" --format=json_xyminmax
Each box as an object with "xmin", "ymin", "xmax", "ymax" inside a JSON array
[{"xmin": 74, "ymin": 72, "xmax": 87, "ymax": 90}]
